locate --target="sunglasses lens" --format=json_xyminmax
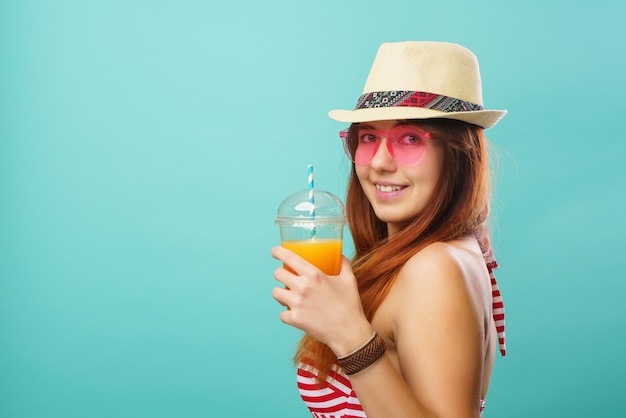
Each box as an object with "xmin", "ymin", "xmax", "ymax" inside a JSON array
[
  {"xmin": 354, "ymin": 139, "xmax": 379, "ymax": 165},
  {"xmin": 389, "ymin": 126, "xmax": 429, "ymax": 165}
]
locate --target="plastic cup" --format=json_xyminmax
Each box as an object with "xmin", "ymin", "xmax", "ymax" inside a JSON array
[{"xmin": 275, "ymin": 190, "xmax": 346, "ymax": 275}]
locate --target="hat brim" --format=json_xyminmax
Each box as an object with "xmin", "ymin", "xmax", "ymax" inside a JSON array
[{"xmin": 328, "ymin": 107, "xmax": 507, "ymax": 129}]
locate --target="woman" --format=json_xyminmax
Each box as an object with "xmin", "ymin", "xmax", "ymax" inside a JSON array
[{"xmin": 272, "ymin": 41, "xmax": 507, "ymax": 418}]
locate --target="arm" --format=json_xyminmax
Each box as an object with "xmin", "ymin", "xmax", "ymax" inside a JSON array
[
  {"xmin": 272, "ymin": 242, "xmax": 489, "ymax": 418},
  {"xmin": 349, "ymin": 243, "xmax": 488, "ymax": 418}
]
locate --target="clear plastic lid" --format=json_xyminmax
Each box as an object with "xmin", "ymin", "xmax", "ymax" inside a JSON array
[{"xmin": 275, "ymin": 189, "xmax": 346, "ymax": 224}]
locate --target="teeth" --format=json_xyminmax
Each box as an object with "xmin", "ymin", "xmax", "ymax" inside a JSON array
[{"xmin": 376, "ymin": 184, "xmax": 402, "ymax": 192}]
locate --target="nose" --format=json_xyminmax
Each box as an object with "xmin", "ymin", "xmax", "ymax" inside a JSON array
[{"xmin": 369, "ymin": 137, "xmax": 396, "ymax": 170}]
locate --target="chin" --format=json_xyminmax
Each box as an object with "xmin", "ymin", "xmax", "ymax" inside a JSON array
[
  {"xmin": 373, "ymin": 211, "xmax": 415, "ymax": 227},
  {"xmin": 373, "ymin": 204, "xmax": 422, "ymax": 224}
]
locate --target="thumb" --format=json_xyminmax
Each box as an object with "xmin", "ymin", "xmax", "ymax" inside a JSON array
[
  {"xmin": 339, "ymin": 256, "xmax": 355, "ymax": 278},
  {"xmin": 329, "ymin": 256, "xmax": 357, "ymax": 293}
]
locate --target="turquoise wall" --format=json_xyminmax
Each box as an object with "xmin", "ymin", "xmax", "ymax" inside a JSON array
[{"xmin": 1, "ymin": 1, "xmax": 624, "ymax": 416}]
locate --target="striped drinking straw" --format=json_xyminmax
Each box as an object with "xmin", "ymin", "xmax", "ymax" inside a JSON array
[{"xmin": 307, "ymin": 164, "xmax": 316, "ymax": 238}]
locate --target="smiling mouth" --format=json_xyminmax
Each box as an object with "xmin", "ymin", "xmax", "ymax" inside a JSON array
[{"xmin": 375, "ymin": 184, "xmax": 405, "ymax": 192}]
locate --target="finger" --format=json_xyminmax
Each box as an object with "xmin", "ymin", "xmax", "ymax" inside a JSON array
[
  {"xmin": 271, "ymin": 285, "xmax": 292, "ymax": 308},
  {"xmin": 273, "ymin": 266, "xmax": 298, "ymax": 290},
  {"xmin": 270, "ymin": 245, "xmax": 292, "ymax": 261},
  {"xmin": 278, "ymin": 308, "xmax": 292, "ymax": 326},
  {"xmin": 271, "ymin": 246, "xmax": 316, "ymax": 276}
]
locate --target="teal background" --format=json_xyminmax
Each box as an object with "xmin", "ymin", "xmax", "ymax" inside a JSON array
[{"xmin": 1, "ymin": 0, "xmax": 624, "ymax": 417}]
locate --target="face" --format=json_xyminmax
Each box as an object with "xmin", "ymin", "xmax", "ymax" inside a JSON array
[{"xmin": 352, "ymin": 120, "xmax": 445, "ymax": 236}]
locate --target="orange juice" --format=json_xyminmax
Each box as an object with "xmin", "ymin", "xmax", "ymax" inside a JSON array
[{"xmin": 281, "ymin": 238, "xmax": 342, "ymax": 275}]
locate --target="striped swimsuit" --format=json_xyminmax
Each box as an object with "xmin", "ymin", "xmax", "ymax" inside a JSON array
[{"xmin": 296, "ymin": 259, "xmax": 506, "ymax": 417}]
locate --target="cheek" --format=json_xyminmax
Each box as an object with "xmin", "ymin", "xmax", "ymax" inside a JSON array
[
  {"xmin": 409, "ymin": 147, "xmax": 443, "ymax": 183},
  {"xmin": 422, "ymin": 144, "xmax": 445, "ymax": 184},
  {"xmin": 354, "ymin": 165, "xmax": 377, "ymax": 202},
  {"xmin": 355, "ymin": 165, "xmax": 369, "ymax": 184}
]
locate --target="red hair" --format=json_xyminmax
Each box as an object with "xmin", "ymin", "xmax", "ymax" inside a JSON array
[{"xmin": 295, "ymin": 119, "xmax": 493, "ymax": 383}]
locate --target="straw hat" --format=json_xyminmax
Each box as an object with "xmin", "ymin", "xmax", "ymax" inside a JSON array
[{"xmin": 329, "ymin": 41, "xmax": 507, "ymax": 129}]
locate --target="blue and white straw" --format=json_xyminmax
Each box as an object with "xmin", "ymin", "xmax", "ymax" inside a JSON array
[{"xmin": 307, "ymin": 164, "xmax": 316, "ymax": 238}]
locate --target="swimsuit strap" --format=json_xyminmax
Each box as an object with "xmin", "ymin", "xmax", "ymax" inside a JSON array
[
  {"xmin": 487, "ymin": 260, "xmax": 506, "ymax": 356},
  {"xmin": 473, "ymin": 228, "xmax": 507, "ymax": 356}
]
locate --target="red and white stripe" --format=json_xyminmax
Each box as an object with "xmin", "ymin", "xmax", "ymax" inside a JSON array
[
  {"xmin": 487, "ymin": 260, "xmax": 506, "ymax": 356},
  {"xmin": 472, "ymin": 227, "xmax": 507, "ymax": 356},
  {"xmin": 298, "ymin": 361, "xmax": 366, "ymax": 418}
]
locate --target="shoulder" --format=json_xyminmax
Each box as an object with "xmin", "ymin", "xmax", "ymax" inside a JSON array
[
  {"xmin": 397, "ymin": 239, "xmax": 482, "ymax": 289},
  {"xmin": 405, "ymin": 241, "xmax": 464, "ymax": 272},
  {"xmin": 390, "ymin": 238, "xmax": 490, "ymax": 327}
]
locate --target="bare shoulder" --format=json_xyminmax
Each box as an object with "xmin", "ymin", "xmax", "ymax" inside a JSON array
[
  {"xmin": 397, "ymin": 238, "xmax": 487, "ymax": 289},
  {"xmin": 390, "ymin": 237, "xmax": 491, "ymax": 325},
  {"xmin": 404, "ymin": 241, "xmax": 464, "ymax": 276}
]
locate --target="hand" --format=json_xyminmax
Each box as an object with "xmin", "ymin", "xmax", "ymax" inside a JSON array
[{"xmin": 271, "ymin": 246, "xmax": 373, "ymax": 356}]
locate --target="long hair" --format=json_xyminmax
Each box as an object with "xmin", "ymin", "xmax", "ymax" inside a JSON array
[{"xmin": 294, "ymin": 119, "xmax": 492, "ymax": 383}]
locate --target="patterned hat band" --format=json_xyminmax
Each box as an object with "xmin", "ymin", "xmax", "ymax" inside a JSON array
[{"xmin": 355, "ymin": 90, "xmax": 484, "ymax": 113}]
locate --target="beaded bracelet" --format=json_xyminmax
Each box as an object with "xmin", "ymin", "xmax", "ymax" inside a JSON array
[{"xmin": 337, "ymin": 332, "xmax": 387, "ymax": 375}]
